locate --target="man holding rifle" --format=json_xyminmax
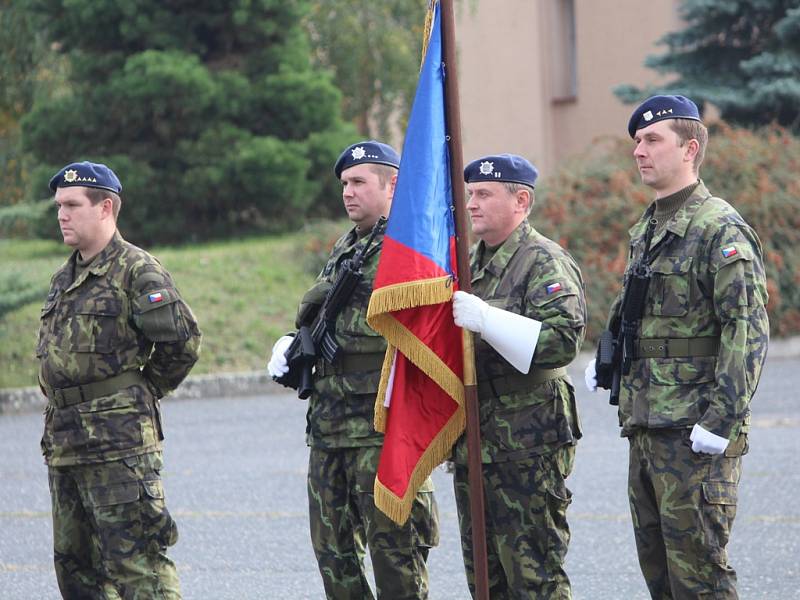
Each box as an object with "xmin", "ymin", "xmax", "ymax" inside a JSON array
[
  {"xmin": 268, "ymin": 140, "xmax": 439, "ymax": 599},
  {"xmin": 586, "ymin": 95, "xmax": 769, "ymax": 599}
]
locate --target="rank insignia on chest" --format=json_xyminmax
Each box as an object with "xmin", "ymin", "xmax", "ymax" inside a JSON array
[
  {"xmin": 721, "ymin": 246, "xmax": 738, "ymax": 258},
  {"xmin": 148, "ymin": 292, "xmax": 164, "ymax": 303},
  {"xmin": 546, "ymin": 282, "xmax": 562, "ymax": 294}
]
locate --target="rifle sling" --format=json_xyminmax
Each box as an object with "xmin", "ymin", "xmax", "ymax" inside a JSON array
[{"xmin": 634, "ymin": 337, "xmax": 720, "ymax": 359}]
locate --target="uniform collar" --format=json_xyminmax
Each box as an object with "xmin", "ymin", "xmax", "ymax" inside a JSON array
[
  {"xmin": 472, "ymin": 220, "xmax": 532, "ymax": 283},
  {"xmin": 64, "ymin": 231, "xmax": 123, "ymax": 292},
  {"xmin": 629, "ymin": 180, "xmax": 712, "ymax": 242}
]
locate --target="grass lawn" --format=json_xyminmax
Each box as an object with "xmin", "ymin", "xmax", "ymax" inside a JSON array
[{"xmin": 0, "ymin": 220, "xmax": 346, "ymax": 389}]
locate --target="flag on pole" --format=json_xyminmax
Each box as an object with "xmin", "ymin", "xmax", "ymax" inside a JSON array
[{"xmin": 366, "ymin": 1, "xmax": 465, "ymax": 525}]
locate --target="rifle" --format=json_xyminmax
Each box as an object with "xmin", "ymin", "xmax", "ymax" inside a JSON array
[
  {"xmin": 274, "ymin": 216, "xmax": 387, "ymax": 399},
  {"xmin": 596, "ymin": 217, "xmax": 657, "ymax": 405}
]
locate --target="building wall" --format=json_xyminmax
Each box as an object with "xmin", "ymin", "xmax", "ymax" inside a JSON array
[{"xmin": 455, "ymin": 0, "xmax": 682, "ymax": 176}]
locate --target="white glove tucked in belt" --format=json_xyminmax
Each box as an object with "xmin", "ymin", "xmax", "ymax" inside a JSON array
[
  {"xmin": 690, "ymin": 423, "xmax": 729, "ymax": 454},
  {"xmin": 452, "ymin": 290, "xmax": 542, "ymax": 374}
]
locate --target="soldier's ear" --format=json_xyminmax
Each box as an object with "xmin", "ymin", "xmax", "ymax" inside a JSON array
[
  {"xmin": 100, "ymin": 197, "xmax": 114, "ymax": 220},
  {"xmin": 684, "ymin": 138, "xmax": 700, "ymax": 164},
  {"xmin": 516, "ymin": 189, "xmax": 532, "ymax": 213}
]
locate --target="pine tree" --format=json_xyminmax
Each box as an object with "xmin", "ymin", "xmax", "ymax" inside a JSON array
[
  {"xmin": 20, "ymin": 0, "xmax": 355, "ymax": 242},
  {"xmin": 616, "ymin": 0, "xmax": 800, "ymax": 131}
]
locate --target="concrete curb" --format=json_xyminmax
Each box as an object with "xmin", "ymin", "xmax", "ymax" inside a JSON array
[
  {"xmin": 0, "ymin": 371, "xmax": 287, "ymax": 416},
  {"xmin": 3, "ymin": 336, "xmax": 799, "ymax": 415}
]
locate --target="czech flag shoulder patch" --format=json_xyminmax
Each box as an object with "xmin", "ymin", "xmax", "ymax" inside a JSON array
[
  {"xmin": 546, "ymin": 282, "xmax": 563, "ymax": 295},
  {"xmin": 148, "ymin": 292, "xmax": 164, "ymax": 303},
  {"xmin": 721, "ymin": 246, "xmax": 738, "ymax": 259}
]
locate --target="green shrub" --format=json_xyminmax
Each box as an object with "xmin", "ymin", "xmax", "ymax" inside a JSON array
[
  {"xmin": 535, "ymin": 123, "xmax": 800, "ymax": 341},
  {"xmin": 0, "ymin": 199, "xmax": 57, "ymax": 239}
]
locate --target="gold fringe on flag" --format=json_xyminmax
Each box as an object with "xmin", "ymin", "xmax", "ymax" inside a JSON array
[
  {"xmin": 367, "ymin": 275, "xmax": 465, "ymax": 435},
  {"xmin": 367, "ymin": 275, "xmax": 467, "ymax": 525},
  {"xmin": 373, "ymin": 405, "xmax": 465, "ymax": 525}
]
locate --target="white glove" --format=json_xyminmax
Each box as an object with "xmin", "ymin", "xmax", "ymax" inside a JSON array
[
  {"xmin": 452, "ymin": 290, "xmax": 542, "ymax": 374},
  {"xmin": 690, "ymin": 423, "xmax": 729, "ymax": 455},
  {"xmin": 452, "ymin": 290, "xmax": 489, "ymax": 333},
  {"xmin": 267, "ymin": 334, "xmax": 295, "ymax": 378},
  {"xmin": 584, "ymin": 358, "xmax": 597, "ymax": 392}
]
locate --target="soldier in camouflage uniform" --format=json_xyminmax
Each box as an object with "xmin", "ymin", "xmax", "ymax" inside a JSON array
[
  {"xmin": 452, "ymin": 154, "xmax": 586, "ymax": 599},
  {"xmin": 586, "ymin": 95, "xmax": 769, "ymax": 599},
  {"xmin": 38, "ymin": 161, "xmax": 202, "ymax": 599},
  {"xmin": 268, "ymin": 141, "xmax": 439, "ymax": 599}
]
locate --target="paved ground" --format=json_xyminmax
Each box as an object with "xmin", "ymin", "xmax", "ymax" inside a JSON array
[{"xmin": 1, "ymin": 357, "xmax": 798, "ymax": 599}]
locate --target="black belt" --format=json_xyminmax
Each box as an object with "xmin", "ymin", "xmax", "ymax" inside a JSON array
[
  {"xmin": 44, "ymin": 370, "xmax": 146, "ymax": 409},
  {"xmin": 317, "ymin": 352, "xmax": 386, "ymax": 377},
  {"xmin": 478, "ymin": 367, "xmax": 567, "ymax": 401},
  {"xmin": 634, "ymin": 337, "xmax": 720, "ymax": 359}
]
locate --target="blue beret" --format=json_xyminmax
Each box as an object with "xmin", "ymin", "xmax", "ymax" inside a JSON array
[
  {"xmin": 627, "ymin": 95, "xmax": 701, "ymax": 138},
  {"xmin": 334, "ymin": 140, "xmax": 400, "ymax": 178},
  {"xmin": 49, "ymin": 161, "xmax": 122, "ymax": 194},
  {"xmin": 464, "ymin": 154, "xmax": 539, "ymax": 187}
]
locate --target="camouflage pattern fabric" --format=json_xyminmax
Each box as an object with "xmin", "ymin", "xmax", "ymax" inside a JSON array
[
  {"xmin": 454, "ymin": 446, "xmax": 575, "ymax": 599},
  {"xmin": 305, "ymin": 226, "xmax": 388, "ymax": 449},
  {"xmin": 308, "ymin": 446, "xmax": 439, "ymax": 599},
  {"xmin": 38, "ymin": 231, "xmax": 202, "ymax": 466},
  {"xmin": 451, "ymin": 220, "xmax": 585, "ymax": 597},
  {"xmin": 628, "ymin": 429, "xmax": 747, "ymax": 599},
  {"xmin": 613, "ymin": 181, "xmax": 769, "ymax": 440},
  {"xmin": 48, "ymin": 451, "xmax": 181, "ymax": 600},
  {"xmin": 605, "ymin": 181, "xmax": 768, "ymax": 598}
]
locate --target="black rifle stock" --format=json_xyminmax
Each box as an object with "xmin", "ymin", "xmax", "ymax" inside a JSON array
[
  {"xmin": 273, "ymin": 216, "xmax": 387, "ymax": 399},
  {"xmin": 596, "ymin": 218, "xmax": 657, "ymax": 405}
]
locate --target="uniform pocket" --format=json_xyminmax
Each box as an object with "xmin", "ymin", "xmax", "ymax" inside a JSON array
[
  {"xmin": 650, "ymin": 356, "xmax": 716, "ymax": 386},
  {"xmin": 36, "ymin": 302, "xmax": 57, "ymax": 357},
  {"xmin": 70, "ymin": 298, "xmax": 122, "ymax": 353},
  {"xmin": 491, "ymin": 398, "xmax": 563, "ymax": 455},
  {"xmin": 649, "ymin": 256, "xmax": 693, "ymax": 317},
  {"xmin": 133, "ymin": 288, "xmax": 187, "ymax": 343},
  {"xmin": 76, "ymin": 394, "xmax": 144, "ymax": 453},
  {"xmin": 702, "ymin": 481, "xmax": 737, "ymax": 506}
]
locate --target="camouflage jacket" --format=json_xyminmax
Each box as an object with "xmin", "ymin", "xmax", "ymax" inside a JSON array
[
  {"xmin": 453, "ymin": 220, "xmax": 586, "ymax": 465},
  {"xmin": 611, "ymin": 181, "xmax": 769, "ymax": 439},
  {"xmin": 37, "ymin": 232, "xmax": 202, "ymax": 466},
  {"xmin": 302, "ymin": 225, "xmax": 387, "ymax": 449}
]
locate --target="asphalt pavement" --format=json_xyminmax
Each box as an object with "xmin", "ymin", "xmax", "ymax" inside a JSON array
[{"xmin": 1, "ymin": 356, "xmax": 798, "ymax": 599}]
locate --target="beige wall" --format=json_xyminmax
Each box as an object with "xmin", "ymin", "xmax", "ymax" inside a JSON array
[{"xmin": 456, "ymin": 0, "xmax": 682, "ymax": 176}]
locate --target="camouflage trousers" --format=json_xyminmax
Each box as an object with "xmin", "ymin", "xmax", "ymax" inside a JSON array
[
  {"xmin": 453, "ymin": 445, "xmax": 575, "ymax": 599},
  {"xmin": 628, "ymin": 428, "xmax": 747, "ymax": 599},
  {"xmin": 47, "ymin": 452, "xmax": 181, "ymax": 599},
  {"xmin": 308, "ymin": 446, "xmax": 439, "ymax": 599}
]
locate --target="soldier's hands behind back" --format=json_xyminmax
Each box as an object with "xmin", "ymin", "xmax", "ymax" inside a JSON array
[
  {"xmin": 690, "ymin": 423, "xmax": 729, "ymax": 454},
  {"xmin": 584, "ymin": 358, "xmax": 598, "ymax": 392},
  {"xmin": 268, "ymin": 334, "xmax": 294, "ymax": 378},
  {"xmin": 452, "ymin": 290, "xmax": 489, "ymax": 333}
]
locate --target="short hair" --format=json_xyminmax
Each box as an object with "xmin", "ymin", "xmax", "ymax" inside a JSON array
[
  {"xmin": 669, "ymin": 118, "xmax": 708, "ymax": 172},
  {"xmin": 369, "ymin": 163, "xmax": 399, "ymax": 189},
  {"xmin": 85, "ymin": 187, "xmax": 122, "ymax": 219},
  {"xmin": 503, "ymin": 182, "xmax": 535, "ymax": 215}
]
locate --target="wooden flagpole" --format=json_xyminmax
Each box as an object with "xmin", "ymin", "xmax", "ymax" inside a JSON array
[{"xmin": 440, "ymin": 1, "xmax": 490, "ymax": 598}]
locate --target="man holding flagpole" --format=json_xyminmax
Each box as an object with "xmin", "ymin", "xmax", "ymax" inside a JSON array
[
  {"xmin": 451, "ymin": 153, "xmax": 586, "ymax": 598},
  {"xmin": 268, "ymin": 140, "xmax": 439, "ymax": 600}
]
